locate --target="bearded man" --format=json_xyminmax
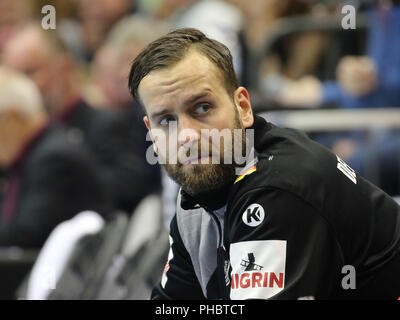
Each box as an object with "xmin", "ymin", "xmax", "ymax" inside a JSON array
[{"xmin": 128, "ymin": 28, "xmax": 400, "ymax": 300}]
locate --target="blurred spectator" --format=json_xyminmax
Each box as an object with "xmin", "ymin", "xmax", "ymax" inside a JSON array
[
  {"xmin": 0, "ymin": 0, "xmax": 36, "ymax": 242},
  {"xmin": 0, "ymin": 171, "xmax": 4, "ymax": 205},
  {"xmin": 277, "ymin": 1, "xmax": 400, "ymax": 109},
  {"xmin": 60, "ymin": 0, "xmax": 136, "ymax": 62},
  {"xmin": 146, "ymin": 0, "xmax": 245, "ymax": 83},
  {"xmin": 0, "ymin": 0, "xmax": 33, "ymax": 53},
  {"xmin": 88, "ymin": 15, "xmax": 169, "ymax": 110},
  {"xmin": 0, "ymin": 66, "xmax": 110, "ymax": 248},
  {"xmin": 2, "ymin": 22, "xmax": 161, "ymax": 214},
  {"xmin": 275, "ymin": 0, "xmax": 400, "ymax": 196},
  {"xmin": 231, "ymin": 0, "xmax": 325, "ymax": 82}
]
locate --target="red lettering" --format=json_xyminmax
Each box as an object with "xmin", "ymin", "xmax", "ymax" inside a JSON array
[
  {"xmin": 231, "ymin": 273, "xmax": 239, "ymax": 289},
  {"xmin": 263, "ymin": 272, "xmax": 269, "ymax": 287},
  {"xmin": 163, "ymin": 261, "xmax": 170, "ymax": 274},
  {"xmin": 252, "ymin": 273, "xmax": 263, "ymax": 288},
  {"xmin": 269, "ymin": 272, "xmax": 284, "ymax": 288},
  {"xmin": 231, "ymin": 272, "xmax": 285, "ymax": 290},
  {"xmin": 240, "ymin": 273, "xmax": 250, "ymax": 288}
]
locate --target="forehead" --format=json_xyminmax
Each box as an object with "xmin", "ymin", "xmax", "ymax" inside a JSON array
[
  {"xmin": 3, "ymin": 29, "xmax": 52, "ymax": 68},
  {"xmin": 138, "ymin": 50, "xmax": 225, "ymax": 109}
]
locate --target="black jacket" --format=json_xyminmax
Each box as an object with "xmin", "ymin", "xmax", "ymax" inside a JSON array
[
  {"xmin": 58, "ymin": 99, "xmax": 161, "ymax": 214},
  {"xmin": 152, "ymin": 115, "xmax": 400, "ymax": 300},
  {"xmin": 0, "ymin": 124, "xmax": 110, "ymax": 248}
]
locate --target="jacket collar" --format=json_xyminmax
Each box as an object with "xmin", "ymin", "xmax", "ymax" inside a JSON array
[{"xmin": 180, "ymin": 184, "xmax": 231, "ymax": 212}]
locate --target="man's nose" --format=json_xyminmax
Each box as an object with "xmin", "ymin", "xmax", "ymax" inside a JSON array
[{"xmin": 177, "ymin": 115, "xmax": 200, "ymax": 146}]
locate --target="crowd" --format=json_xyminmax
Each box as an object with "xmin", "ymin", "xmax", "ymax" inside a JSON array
[{"xmin": 0, "ymin": 0, "xmax": 398, "ymax": 299}]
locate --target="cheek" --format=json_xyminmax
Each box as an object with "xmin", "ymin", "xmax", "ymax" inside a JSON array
[
  {"xmin": 0, "ymin": 136, "xmax": 12, "ymax": 164},
  {"xmin": 153, "ymin": 132, "xmax": 178, "ymax": 162},
  {"xmin": 32, "ymin": 70, "xmax": 51, "ymax": 92}
]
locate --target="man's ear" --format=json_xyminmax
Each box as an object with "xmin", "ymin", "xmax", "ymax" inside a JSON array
[
  {"xmin": 58, "ymin": 53, "xmax": 74, "ymax": 71},
  {"xmin": 144, "ymin": 115, "xmax": 158, "ymax": 155},
  {"xmin": 3, "ymin": 109, "xmax": 32, "ymax": 147},
  {"xmin": 143, "ymin": 115, "xmax": 151, "ymax": 131},
  {"xmin": 234, "ymin": 86, "xmax": 254, "ymax": 128}
]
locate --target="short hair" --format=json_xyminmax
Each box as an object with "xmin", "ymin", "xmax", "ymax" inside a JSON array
[
  {"xmin": 105, "ymin": 15, "xmax": 170, "ymax": 51},
  {"xmin": 0, "ymin": 66, "xmax": 44, "ymax": 118},
  {"xmin": 16, "ymin": 20, "xmax": 69, "ymax": 55},
  {"xmin": 128, "ymin": 28, "xmax": 239, "ymax": 102}
]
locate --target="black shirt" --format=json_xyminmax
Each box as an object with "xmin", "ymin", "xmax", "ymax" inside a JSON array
[{"xmin": 152, "ymin": 115, "xmax": 400, "ymax": 300}]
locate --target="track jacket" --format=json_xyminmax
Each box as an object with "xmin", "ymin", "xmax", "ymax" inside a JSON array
[{"xmin": 152, "ymin": 115, "xmax": 400, "ymax": 300}]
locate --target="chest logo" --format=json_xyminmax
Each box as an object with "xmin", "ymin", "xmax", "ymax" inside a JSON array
[{"xmin": 242, "ymin": 203, "xmax": 265, "ymax": 227}]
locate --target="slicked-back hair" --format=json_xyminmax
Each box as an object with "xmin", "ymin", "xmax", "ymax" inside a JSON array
[{"xmin": 128, "ymin": 28, "xmax": 239, "ymax": 103}]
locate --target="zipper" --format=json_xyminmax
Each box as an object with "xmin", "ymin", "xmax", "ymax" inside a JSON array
[
  {"xmin": 209, "ymin": 211, "xmax": 223, "ymax": 248},
  {"xmin": 209, "ymin": 210, "xmax": 228, "ymax": 299}
]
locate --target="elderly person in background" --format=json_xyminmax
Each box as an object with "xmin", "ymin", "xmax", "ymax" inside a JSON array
[
  {"xmin": 89, "ymin": 16, "xmax": 169, "ymax": 111},
  {"xmin": 89, "ymin": 16, "xmax": 171, "ymax": 224},
  {"xmin": 141, "ymin": 0, "xmax": 245, "ymax": 84},
  {"xmin": 0, "ymin": 0, "xmax": 33, "ymax": 52},
  {"xmin": 0, "ymin": 66, "xmax": 110, "ymax": 248},
  {"xmin": 56, "ymin": 0, "xmax": 136, "ymax": 62},
  {"xmin": 2, "ymin": 22, "xmax": 161, "ymax": 214}
]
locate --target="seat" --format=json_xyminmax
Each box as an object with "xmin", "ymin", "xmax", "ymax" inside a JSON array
[
  {"xmin": 0, "ymin": 247, "xmax": 39, "ymax": 299},
  {"xmin": 20, "ymin": 210, "xmax": 128, "ymax": 300},
  {"xmin": 246, "ymin": 13, "xmax": 368, "ymax": 111}
]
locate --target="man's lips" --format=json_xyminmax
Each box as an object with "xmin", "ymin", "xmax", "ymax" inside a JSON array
[{"xmin": 181, "ymin": 156, "xmax": 212, "ymax": 166}]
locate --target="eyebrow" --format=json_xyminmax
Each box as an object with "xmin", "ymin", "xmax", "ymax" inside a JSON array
[
  {"xmin": 149, "ymin": 91, "xmax": 212, "ymax": 120},
  {"xmin": 184, "ymin": 91, "xmax": 211, "ymax": 105}
]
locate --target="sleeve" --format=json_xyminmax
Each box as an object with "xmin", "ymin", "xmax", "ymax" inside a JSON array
[
  {"xmin": 0, "ymin": 149, "xmax": 110, "ymax": 248},
  {"xmin": 321, "ymin": 81, "xmax": 384, "ymax": 109},
  {"xmin": 151, "ymin": 216, "xmax": 206, "ymax": 300},
  {"xmin": 227, "ymin": 187, "xmax": 344, "ymax": 300}
]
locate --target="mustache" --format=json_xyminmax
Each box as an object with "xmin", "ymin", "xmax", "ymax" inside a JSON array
[{"xmin": 176, "ymin": 141, "xmax": 220, "ymax": 166}]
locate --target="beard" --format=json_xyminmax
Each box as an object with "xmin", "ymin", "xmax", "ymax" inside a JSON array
[{"xmin": 161, "ymin": 108, "xmax": 248, "ymax": 197}]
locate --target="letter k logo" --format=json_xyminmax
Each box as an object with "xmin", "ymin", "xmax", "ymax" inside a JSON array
[
  {"xmin": 242, "ymin": 204, "xmax": 265, "ymax": 227},
  {"xmin": 246, "ymin": 207, "xmax": 260, "ymax": 223}
]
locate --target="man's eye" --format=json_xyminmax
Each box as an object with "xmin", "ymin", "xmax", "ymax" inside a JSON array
[
  {"xmin": 159, "ymin": 116, "xmax": 175, "ymax": 126},
  {"xmin": 193, "ymin": 104, "xmax": 211, "ymax": 115}
]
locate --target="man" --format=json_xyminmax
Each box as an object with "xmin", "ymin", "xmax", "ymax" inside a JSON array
[
  {"xmin": 128, "ymin": 28, "xmax": 400, "ymax": 299},
  {"xmin": 0, "ymin": 67, "xmax": 109, "ymax": 248},
  {"xmin": 2, "ymin": 22, "xmax": 160, "ymax": 214}
]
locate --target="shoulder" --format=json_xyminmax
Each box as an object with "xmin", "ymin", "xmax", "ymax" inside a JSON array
[
  {"xmin": 70, "ymin": 100, "xmax": 131, "ymax": 132},
  {"xmin": 26, "ymin": 125, "xmax": 96, "ymax": 169},
  {"xmin": 233, "ymin": 124, "xmax": 340, "ymax": 210}
]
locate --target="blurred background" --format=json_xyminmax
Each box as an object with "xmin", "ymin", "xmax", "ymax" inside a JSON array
[{"xmin": 0, "ymin": 0, "xmax": 399, "ymax": 299}]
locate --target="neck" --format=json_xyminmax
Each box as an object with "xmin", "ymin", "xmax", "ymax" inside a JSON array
[
  {"xmin": 59, "ymin": 85, "xmax": 81, "ymax": 113},
  {"xmin": 47, "ymin": 72, "xmax": 81, "ymax": 114}
]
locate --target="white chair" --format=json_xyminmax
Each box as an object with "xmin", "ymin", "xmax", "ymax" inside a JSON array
[{"xmin": 25, "ymin": 211, "xmax": 105, "ymax": 300}]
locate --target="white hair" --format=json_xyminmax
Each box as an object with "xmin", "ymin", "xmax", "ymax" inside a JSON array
[
  {"xmin": 106, "ymin": 15, "xmax": 171, "ymax": 50},
  {"xmin": 0, "ymin": 66, "xmax": 44, "ymax": 118}
]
